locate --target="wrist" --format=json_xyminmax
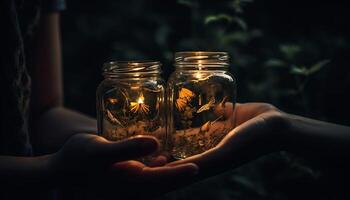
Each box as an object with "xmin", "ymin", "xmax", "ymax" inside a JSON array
[
  {"xmin": 280, "ymin": 113, "xmax": 303, "ymax": 153},
  {"xmin": 0, "ymin": 154, "xmax": 55, "ymax": 188},
  {"xmin": 269, "ymin": 111, "xmax": 294, "ymax": 152}
]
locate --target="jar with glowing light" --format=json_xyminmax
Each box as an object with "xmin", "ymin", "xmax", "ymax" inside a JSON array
[
  {"xmin": 97, "ymin": 61, "xmax": 166, "ymax": 159},
  {"xmin": 167, "ymin": 52, "xmax": 237, "ymax": 159}
]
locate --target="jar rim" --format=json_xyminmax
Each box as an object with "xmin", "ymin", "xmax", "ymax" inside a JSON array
[
  {"xmin": 175, "ymin": 51, "xmax": 228, "ymax": 56},
  {"xmin": 102, "ymin": 60, "xmax": 162, "ymax": 78},
  {"xmin": 174, "ymin": 51, "xmax": 229, "ymax": 69}
]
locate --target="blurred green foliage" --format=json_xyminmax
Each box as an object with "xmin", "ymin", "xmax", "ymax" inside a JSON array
[{"xmin": 61, "ymin": 0, "xmax": 350, "ymax": 199}]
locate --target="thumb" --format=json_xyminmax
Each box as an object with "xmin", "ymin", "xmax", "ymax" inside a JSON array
[
  {"xmin": 91, "ymin": 135, "xmax": 159, "ymax": 163},
  {"xmin": 213, "ymin": 102, "xmax": 235, "ymax": 121}
]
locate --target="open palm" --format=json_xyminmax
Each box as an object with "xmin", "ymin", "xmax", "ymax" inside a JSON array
[{"xmin": 168, "ymin": 103, "xmax": 289, "ymax": 179}]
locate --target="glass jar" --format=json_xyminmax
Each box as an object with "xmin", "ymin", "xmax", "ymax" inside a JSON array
[
  {"xmin": 167, "ymin": 52, "xmax": 237, "ymax": 159},
  {"xmin": 97, "ymin": 61, "xmax": 166, "ymax": 159}
]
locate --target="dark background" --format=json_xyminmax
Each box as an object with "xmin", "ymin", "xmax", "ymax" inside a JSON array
[{"xmin": 61, "ymin": 1, "xmax": 350, "ymax": 199}]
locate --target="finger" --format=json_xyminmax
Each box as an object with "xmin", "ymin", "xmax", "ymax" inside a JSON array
[
  {"xmin": 168, "ymin": 114, "xmax": 274, "ymax": 176},
  {"xmin": 112, "ymin": 161, "xmax": 198, "ymax": 182},
  {"xmin": 213, "ymin": 102, "xmax": 236, "ymax": 120},
  {"xmin": 90, "ymin": 135, "xmax": 160, "ymax": 163},
  {"xmin": 109, "ymin": 161, "xmax": 198, "ymax": 198},
  {"xmin": 213, "ymin": 102, "xmax": 278, "ymax": 127},
  {"xmin": 167, "ymin": 144, "xmax": 229, "ymax": 177},
  {"xmin": 140, "ymin": 163, "xmax": 198, "ymax": 181},
  {"xmin": 233, "ymin": 103, "xmax": 278, "ymax": 126},
  {"xmin": 213, "ymin": 102, "xmax": 264, "ymax": 126},
  {"xmin": 166, "ymin": 117, "xmax": 253, "ymax": 169},
  {"xmin": 147, "ymin": 155, "xmax": 168, "ymax": 167}
]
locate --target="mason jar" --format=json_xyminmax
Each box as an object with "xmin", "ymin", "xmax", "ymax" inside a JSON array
[
  {"xmin": 97, "ymin": 61, "xmax": 166, "ymax": 159},
  {"xmin": 167, "ymin": 51, "xmax": 237, "ymax": 159}
]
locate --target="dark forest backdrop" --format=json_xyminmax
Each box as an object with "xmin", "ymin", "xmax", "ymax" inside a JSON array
[{"xmin": 61, "ymin": 1, "xmax": 350, "ymax": 199}]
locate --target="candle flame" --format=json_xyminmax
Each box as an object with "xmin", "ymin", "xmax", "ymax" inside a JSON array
[
  {"xmin": 137, "ymin": 96, "xmax": 144, "ymax": 104},
  {"xmin": 130, "ymin": 93, "xmax": 149, "ymax": 114}
]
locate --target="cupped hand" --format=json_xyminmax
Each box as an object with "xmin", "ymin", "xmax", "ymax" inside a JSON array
[
  {"xmin": 48, "ymin": 134, "xmax": 198, "ymax": 198},
  {"xmin": 168, "ymin": 102, "xmax": 290, "ymax": 178}
]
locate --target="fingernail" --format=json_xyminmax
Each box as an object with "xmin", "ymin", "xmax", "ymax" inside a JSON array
[{"xmin": 187, "ymin": 163, "xmax": 199, "ymax": 175}]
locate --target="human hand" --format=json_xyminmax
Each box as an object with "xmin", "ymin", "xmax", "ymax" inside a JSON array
[
  {"xmin": 48, "ymin": 134, "xmax": 198, "ymax": 198},
  {"xmin": 168, "ymin": 103, "xmax": 289, "ymax": 178}
]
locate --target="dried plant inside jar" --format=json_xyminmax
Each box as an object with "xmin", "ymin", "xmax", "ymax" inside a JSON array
[
  {"xmin": 97, "ymin": 61, "xmax": 166, "ymax": 160},
  {"xmin": 171, "ymin": 79, "xmax": 235, "ymax": 159},
  {"xmin": 102, "ymin": 87, "xmax": 165, "ymax": 142},
  {"xmin": 168, "ymin": 52, "xmax": 236, "ymax": 160}
]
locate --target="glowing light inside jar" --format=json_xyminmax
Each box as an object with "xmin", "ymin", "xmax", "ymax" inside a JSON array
[
  {"xmin": 195, "ymin": 60, "xmax": 203, "ymax": 79},
  {"xmin": 130, "ymin": 94, "xmax": 150, "ymax": 114},
  {"xmin": 137, "ymin": 96, "xmax": 144, "ymax": 104}
]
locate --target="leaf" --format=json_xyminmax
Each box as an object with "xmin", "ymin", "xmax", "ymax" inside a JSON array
[
  {"xmin": 196, "ymin": 98, "xmax": 215, "ymax": 113},
  {"xmin": 231, "ymin": 0, "xmax": 254, "ymax": 13},
  {"xmin": 177, "ymin": 0, "xmax": 198, "ymax": 7},
  {"xmin": 233, "ymin": 17, "xmax": 248, "ymax": 31},
  {"xmin": 200, "ymin": 121, "xmax": 211, "ymax": 132},
  {"xmin": 106, "ymin": 98, "xmax": 118, "ymax": 105},
  {"xmin": 290, "ymin": 60, "xmax": 330, "ymax": 76},
  {"xmin": 204, "ymin": 14, "xmax": 234, "ymax": 25},
  {"xmin": 280, "ymin": 44, "xmax": 301, "ymax": 60},
  {"xmin": 179, "ymin": 88, "xmax": 195, "ymax": 100},
  {"xmin": 307, "ymin": 59, "xmax": 330, "ymax": 75},
  {"xmin": 204, "ymin": 15, "xmax": 247, "ymax": 30},
  {"xmin": 265, "ymin": 59, "xmax": 287, "ymax": 68},
  {"xmin": 219, "ymin": 96, "xmax": 228, "ymax": 107},
  {"xmin": 175, "ymin": 98, "xmax": 187, "ymax": 111},
  {"xmin": 231, "ymin": 0, "xmax": 243, "ymax": 13},
  {"xmin": 106, "ymin": 109, "xmax": 124, "ymax": 126},
  {"xmin": 290, "ymin": 65, "xmax": 308, "ymax": 76}
]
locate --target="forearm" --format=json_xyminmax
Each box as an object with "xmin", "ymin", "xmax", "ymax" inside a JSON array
[
  {"xmin": 32, "ymin": 107, "xmax": 97, "ymax": 154},
  {"xmin": 285, "ymin": 114, "xmax": 350, "ymax": 162},
  {"xmin": 29, "ymin": 12, "xmax": 97, "ymax": 154},
  {"xmin": 30, "ymin": 13, "xmax": 63, "ymax": 116},
  {"xmin": 0, "ymin": 155, "xmax": 52, "ymax": 187}
]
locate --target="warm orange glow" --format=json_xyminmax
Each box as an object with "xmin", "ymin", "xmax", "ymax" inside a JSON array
[
  {"xmin": 178, "ymin": 88, "xmax": 195, "ymax": 101},
  {"xmin": 137, "ymin": 96, "xmax": 144, "ymax": 104},
  {"xmin": 195, "ymin": 62, "xmax": 203, "ymax": 79},
  {"xmin": 130, "ymin": 94, "xmax": 150, "ymax": 114}
]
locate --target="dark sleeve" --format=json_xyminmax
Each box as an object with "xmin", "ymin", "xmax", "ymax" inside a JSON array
[{"xmin": 42, "ymin": 0, "xmax": 66, "ymax": 12}]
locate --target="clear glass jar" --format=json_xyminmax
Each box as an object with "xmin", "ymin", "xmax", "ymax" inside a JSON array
[
  {"xmin": 167, "ymin": 52, "xmax": 237, "ymax": 159},
  {"xmin": 97, "ymin": 61, "xmax": 166, "ymax": 159}
]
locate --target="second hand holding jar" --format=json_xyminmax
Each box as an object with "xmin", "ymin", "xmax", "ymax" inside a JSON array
[
  {"xmin": 96, "ymin": 61, "xmax": 166, "ymax": 162},
  {"xmin": 167, "ymin": 52, "xmax": 237, "ymax": 159}
]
